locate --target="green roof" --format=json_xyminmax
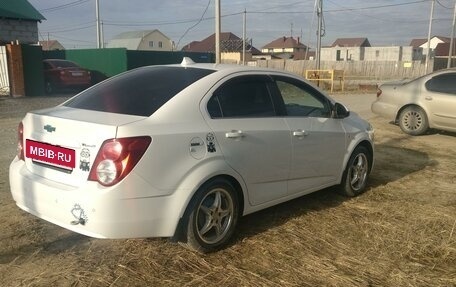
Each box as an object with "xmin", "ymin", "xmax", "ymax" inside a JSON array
[{"xmin": 0, "ymin": 0, "xmax": 45, "ymax": 21}]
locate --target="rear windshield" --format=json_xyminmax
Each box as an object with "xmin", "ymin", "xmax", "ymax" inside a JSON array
[{"xmin": 64, "ymin": 66, "xmax": 215, "ymax": 116}]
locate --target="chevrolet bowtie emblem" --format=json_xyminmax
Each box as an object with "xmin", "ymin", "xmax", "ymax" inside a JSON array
[{"xmin": 44, "ymin": 124, "xmax": 56, "ymax": 132}]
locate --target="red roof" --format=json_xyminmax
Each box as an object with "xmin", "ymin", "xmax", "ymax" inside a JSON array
[
  {"xmin": 410, "ymin": 36, "xmax": 450, "ymax": 48},
  {"xmin": 182, "ymin": 32, "xmax": 260, "ymax": 54},
  {"xmin": 331, "ymin": 38, "xmax": 371, "ymax": 47},
  {"xmin": 262, "ymin": 36, "xmax": 308, "ymax": 50},
  {"xmin": 434, "ymin": 42, "xmax": 456, "ymax": 57}
]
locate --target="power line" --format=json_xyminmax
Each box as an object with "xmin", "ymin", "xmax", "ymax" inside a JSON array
[
  {"xmin": 39, "ymin": 0, "xmax": 90, "ymax": 13},
  {"xmin": 41, "ymin": 22, "xmax": 96, "ymax": 33},
  {"xmin": 436, "ymin": 0, "xmax": 453, "ymax": 9},
  {"xmin": 176, "ymin": 0, "xmax": 212, "ymax": 49}
]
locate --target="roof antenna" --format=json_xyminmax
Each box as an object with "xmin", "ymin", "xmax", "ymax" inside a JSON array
[{"xmin": 181, "ymin": 57, "xmax": 195, "ymax": 67}]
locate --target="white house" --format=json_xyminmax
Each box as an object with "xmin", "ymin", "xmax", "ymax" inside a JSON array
[
  {"xmin": 261, "ymin": 36, "xmax": 309, "ymax": 60},
  {"xmin": 107, "ymin": 30, "xmax": 174, "ymax": 51},
  {"xmin": 410, "ymin": 36, "xmax": 450, "ymax": 57}
]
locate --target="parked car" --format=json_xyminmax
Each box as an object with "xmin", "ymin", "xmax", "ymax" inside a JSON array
[
  {"xmin": 10, "ymin": 58, "xmax": 374, "ymax": 253},
  {"xmin": 43, "ymin": 59, "xmax": 91, "ymax": 94},
  {"xmin": 372, "ymin": 68, "xmax": 456, "ymax": 135}
]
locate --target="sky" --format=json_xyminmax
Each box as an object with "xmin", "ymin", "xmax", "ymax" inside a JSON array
[{"xmin": 28, "ymin": 0, "xmax": 455, "ymax": 50}]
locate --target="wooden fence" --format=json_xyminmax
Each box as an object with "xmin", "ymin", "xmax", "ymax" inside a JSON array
[{"xmin": 253, "ymin": 59, "xmax": 433, "ymax": 84}]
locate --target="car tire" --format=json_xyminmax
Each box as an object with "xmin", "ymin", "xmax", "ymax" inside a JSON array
[
  {"xmin": 340, "ymin": 146, "xmax": 370, "ymax": 197},
  {"xmin": 186, "ymin": 178, "xmax": 239, "ymax": 253},
  {"xmin": 45, "ymin": 81, "xmax": 54, "ymax": 94},
  {"xmin": 398, "ymin": 106, "xmax": 428, "ymax": 136}
]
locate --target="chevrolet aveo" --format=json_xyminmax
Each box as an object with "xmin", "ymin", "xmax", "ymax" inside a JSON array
[{"xmin": 10, "ymin": 58, "xmax": 374, "ymax": 253}]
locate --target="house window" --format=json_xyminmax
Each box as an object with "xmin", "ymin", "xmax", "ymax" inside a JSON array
[
  {"xmin": 149, "ymin": 41, "xmax": 154, "ymax": 47},
  {"xmin": 159, "ymin": 41, "xmax": 163, "ymax": 48},
  {"xmin": 375, "ymin": 50, "xmax": 380, "ymax": 57},
  {"xmin": 336, "ymin": 50, "xmax": 341, "ymax": 61}
]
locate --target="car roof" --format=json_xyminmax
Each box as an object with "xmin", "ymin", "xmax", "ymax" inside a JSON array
[{"xmin": 165, "ymin": 57, "xmax": 301, "ymax": 79}]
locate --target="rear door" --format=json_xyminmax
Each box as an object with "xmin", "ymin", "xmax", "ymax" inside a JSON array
[
  {"xmin": 423, "ymin": 72, "xmax": 456, "ymax": 130},
  {"xmin": 204, "ymin": 75, "xmax": 291, "ymax": 206}
]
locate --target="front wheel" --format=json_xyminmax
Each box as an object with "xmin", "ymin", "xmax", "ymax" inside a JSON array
[
  {"xmin": 398, "ymin": 106, "xmax": 428, "ymax": 135},
  {"xmin": 340, "ymin": 146, "xmax": 371, "ymax": 197},
  {"xmin": 186, "ymin": 178, "xmax": 239, "ymax": 253}
]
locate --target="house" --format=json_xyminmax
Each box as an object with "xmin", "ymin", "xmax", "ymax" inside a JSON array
[
  {"xmin": 321, "ymin": 38, "xmax": 371, "ymax": 61},
  {"xmin": 332, "ymin": 38, "xmax": 371, "ymax": 48},
  {"xmin": 182, "ymin": 32, "xmax": 260, "ymax": 63},
  {"xmin": 434, "ymin": 42, "xmax": 456, "ymax": 57},
  {"xmin": 0, "ymin": 0, "xmax": 45, "ymax": 45},
  {"xmin": 107, "ymin": 30, "xmax": 174, "ymax": 51},
  {"xmin": 410, "ymin": 36, "xmax": 450, "ymax": 57},
  {"xmin": 261, "ymin": 36, "xmax": 309, "ymax": 60},
  {"xmin": 363, "ymin": 46, "xmax": 421, "ymax": 61},
  {"xmin": 39, "ymin": 40, "xmax": 65, "ymax": 51}
]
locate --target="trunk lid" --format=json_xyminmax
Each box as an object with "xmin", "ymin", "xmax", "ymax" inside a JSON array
[{"xmin": 22, "ymin": 106, "xmax": 145, "ymax": 187}]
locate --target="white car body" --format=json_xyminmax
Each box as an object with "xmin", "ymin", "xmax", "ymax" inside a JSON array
[{"xmin": 10, "ymin": 59, "xmax": 374, "ymax": 251}]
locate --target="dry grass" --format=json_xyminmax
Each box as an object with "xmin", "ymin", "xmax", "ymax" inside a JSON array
[{"xmin": 0, "ymin": 97, "xmax": 455, "ymax": 286}]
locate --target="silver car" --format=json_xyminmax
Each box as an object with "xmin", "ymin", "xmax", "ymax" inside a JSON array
[
  {"xmin": 10, "ymin": 58, "xmax": 374, "ymax": 253},
  {"xmin": 372, "ymin": 68, "xmax": 456, "ymax": 135}
]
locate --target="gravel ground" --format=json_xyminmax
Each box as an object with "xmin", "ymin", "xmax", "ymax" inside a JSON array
[{"xmin": 0, "ymin": 92, "xmax": 455, "ymax": 287}]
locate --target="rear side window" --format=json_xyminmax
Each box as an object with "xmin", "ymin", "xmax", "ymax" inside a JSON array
[
  {"xmin": 208, "ymin": 75, "xmax": 276, "ymax": 118},
  {"xmin": 425, "ymin": 73, "xmax": 456, "ymax": 95},
  {"xmin": 64, "ymin": 66, "xmax": 215, "ymax": 116}
]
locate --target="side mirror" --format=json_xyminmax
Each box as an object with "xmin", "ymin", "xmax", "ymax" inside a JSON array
[{"xmin": 333, "ymin": 102, "xmax": 350, "ymax": 119}]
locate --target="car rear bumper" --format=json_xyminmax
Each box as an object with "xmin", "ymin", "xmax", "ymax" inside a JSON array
[
  {"xmin": 9, "ymin": 157, "xmax": 181, "ymax": 239},
  {"xmin": 371, "ymin": 101, "xmax": 398, "ymax": 121}
]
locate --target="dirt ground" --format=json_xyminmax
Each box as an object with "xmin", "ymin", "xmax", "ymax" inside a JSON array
[{"xmin": 0, "ymin": 94, "xmax": 455, "ymax": 287}]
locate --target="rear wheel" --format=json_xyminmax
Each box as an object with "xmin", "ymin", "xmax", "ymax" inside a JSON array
[
  {"xmin": 340, "ymin": 146, "xmax": 370, "ymax": 197},
  {"xmin": 186, "ymin": 178, "xmax": 239, "ymax": 253},
  {"xmin": 398, "ymin": 106, "xmax": 428, "ymax": 135}
]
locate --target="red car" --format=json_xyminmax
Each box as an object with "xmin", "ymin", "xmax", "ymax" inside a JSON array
[{"xmin": 43, "ymin": 59, "xmax": 91, "ymax": 94}]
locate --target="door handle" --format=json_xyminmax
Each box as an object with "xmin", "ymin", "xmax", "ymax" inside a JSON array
[
  {"xmin": 293, "ymin": 130, "xmax": 309, "ymax": 137},
  {"xmin": 225, "ymin": 130, "xmax": 244, "ymax": 138},
  {"xmin": 425, "ymin": 96, "xmax": 433, "ymax": 101}
]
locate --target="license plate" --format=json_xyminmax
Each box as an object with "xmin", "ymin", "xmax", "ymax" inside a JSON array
[
  {"xmin": 26, "ymin": 139, "xmax": 76, "ymax": 169},
  {"xmin": 71, "ymin": 72, "xmax": 83, "ymax": 76}
]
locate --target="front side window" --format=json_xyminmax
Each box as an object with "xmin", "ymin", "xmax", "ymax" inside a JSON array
[
  {"xmin": 208, "ymin": 76, "xmax": 276, "ymax": 118},
  {"xmin": 274, "ymin": 76, "xmax": 331, "ymax": 118},
  {"xmin": 425, "ymin": 73, "xmax": 456, "ymax": 95}
]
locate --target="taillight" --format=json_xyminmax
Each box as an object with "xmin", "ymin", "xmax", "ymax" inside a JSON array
[
  {"xmin": 17, "ymin": 122, "xmax": 24, "ymax": 160},
  {"xmin": 376, "ymin": 88, "xmax": 382, "ymax": 98},
  {"xmin": 88, "ymin": 136, "xmax": 151, "ymax": 186}
]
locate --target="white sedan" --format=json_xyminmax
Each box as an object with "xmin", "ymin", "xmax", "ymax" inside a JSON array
[{"xmin": 10, "ymin": 58, "xmax": 374, "ymax": 253}]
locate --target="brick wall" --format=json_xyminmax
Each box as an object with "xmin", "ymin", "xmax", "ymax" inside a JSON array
[{"xmin": 0, "ymin": 19, "xmax": 39, "ymax": 45}]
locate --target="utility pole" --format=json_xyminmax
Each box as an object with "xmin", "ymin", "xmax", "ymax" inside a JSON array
[
  {"xmin": 96, "ymin": 0, "xmax": 101, "ymax": 49},
  {"xmin": 243, "ymin": 9, "xmax": 246, "ymax": 65},
  {"xmin": 215, "ymin": 0, "xmax": 221, "ymax": 64},
  {"xmin": 425, "ymin": 0, "xmax": 435, "ymax": 72},
  {"xmin": 447, "ymin": 1, "xmax": 456, "ymax": 68},
  {"xmin": 316, "ymin": 0, "xmax": 323, "ymax": 70}
]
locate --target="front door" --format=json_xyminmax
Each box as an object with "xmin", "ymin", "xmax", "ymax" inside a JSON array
[{"xmin": 273, "ymin": 76, "xmax": 346, "ymax": 195}]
